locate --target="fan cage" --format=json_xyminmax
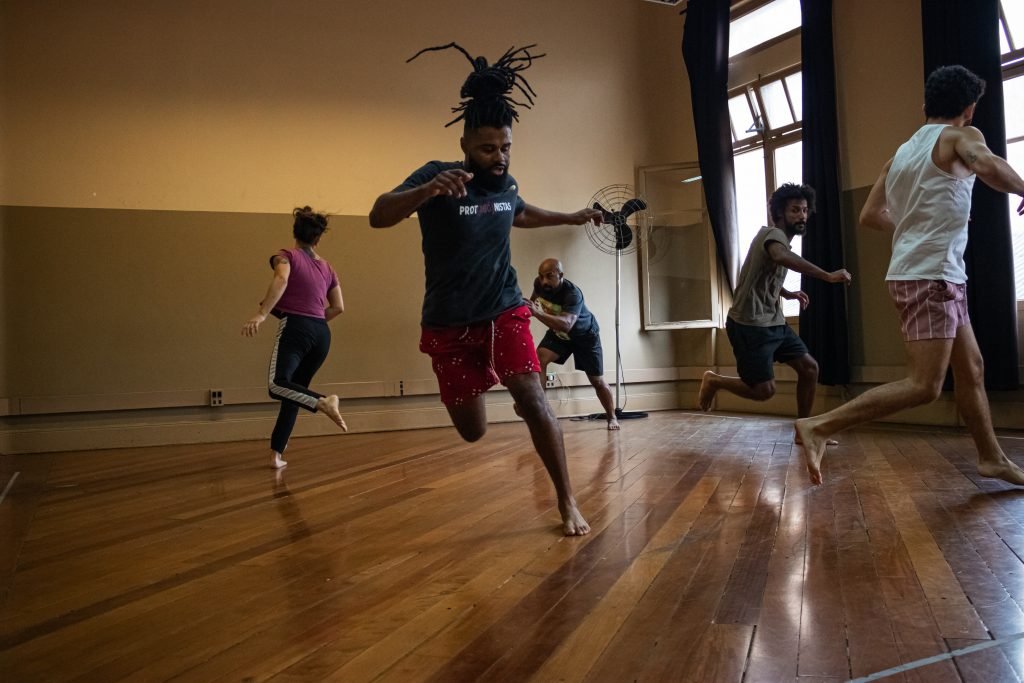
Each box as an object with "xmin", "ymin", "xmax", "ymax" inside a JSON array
[{"xmin": 584, "ymin": 184, "xmax": 651, "ymax": 255}]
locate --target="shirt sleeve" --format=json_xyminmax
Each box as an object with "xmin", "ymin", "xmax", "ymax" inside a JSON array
[
  {"xmin": 393, "ymin": 161, "xmax": 446, "ymax": 193},
  {"xmin": 560, "ymin": 286, "xmax": 584, "ymax": 317},
  {"xmin": 328, "ymin": 264, "xmax": 339, "ymax": 290},
  {"xmin": 514, "ymin": 194, "xmax": 526, "ymax": 215},
  {"xmin": 761, "ymin": 227, "xmax": 789, "ymax": 252},
  {"xmin": 269, "ymin": 248, "xmax": 291, "ymax": 269}
]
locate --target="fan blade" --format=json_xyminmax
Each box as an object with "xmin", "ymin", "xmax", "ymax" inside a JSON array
[
  {"xmin": 615, "ymin": 225, "xmax": 633, "ymax": 250},
  {"xmin": 618, "ymin": 198, "xmax": 649, "ymax": 220},
  {"xmin": 592, "ymin": 201, "xmax": 616, "ymax": 224}
]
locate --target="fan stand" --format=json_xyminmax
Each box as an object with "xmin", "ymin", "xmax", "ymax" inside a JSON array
[{"xmin": 587, "ymin": 245, "xmax": 648, "ymax": 421}]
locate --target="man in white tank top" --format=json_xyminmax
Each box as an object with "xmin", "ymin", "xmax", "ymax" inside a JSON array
[{"xmin": 795, "ymin": 65, "xmax": 1024, "ymax": 486}]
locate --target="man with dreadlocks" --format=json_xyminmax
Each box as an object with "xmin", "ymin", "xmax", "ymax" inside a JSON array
[{"xmin": 369, "ymin": 43, "xmax": 600, "ymax": 536}]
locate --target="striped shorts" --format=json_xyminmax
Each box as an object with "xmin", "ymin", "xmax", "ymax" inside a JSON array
[{"xmin": 887, "ymin": 279, "xmax": 969, "ymax": 342}]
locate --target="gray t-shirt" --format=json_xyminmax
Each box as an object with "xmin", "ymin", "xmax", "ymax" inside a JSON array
[
  {"xmin": 395, "ymin": 161, "xmax": 527, "ymax": 327},
  {"xmin": 728, "ymin": 226, "xmax": 790, "ymax": 327}
]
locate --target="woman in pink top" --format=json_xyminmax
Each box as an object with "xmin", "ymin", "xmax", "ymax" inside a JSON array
[{"xmin": 242, "ymin": 207, "xmax": 347, "ymax": 469}]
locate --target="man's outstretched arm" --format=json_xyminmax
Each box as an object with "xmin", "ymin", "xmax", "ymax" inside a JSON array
[
  {"xmin": 514, "ymin": 204, "xmax": 602, "ymax": 229},
  {"xmin": 767, "ymin": 241, "xmax": 852, "ymax": 284},
  {"xmin": 955, "ymin": 126, "xmax": 1024, "ymax": 214},
  {"xmin": 369, "ymin": 169, "xmax": 474, "ymax": 228}
]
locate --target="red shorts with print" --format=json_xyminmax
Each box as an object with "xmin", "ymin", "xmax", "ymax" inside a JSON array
[
  {"xmin": 419, "ymin": 305, "xmax": 541, "ymax": 406},
  {"xmin": 887, "ymin": 279, "xmax": 970, "ymax": 341}
]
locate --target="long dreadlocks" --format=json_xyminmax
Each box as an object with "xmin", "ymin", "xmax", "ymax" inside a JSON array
[{"xmin": 406, "ymin": 43, "xmax": 545, "ymax": 129}]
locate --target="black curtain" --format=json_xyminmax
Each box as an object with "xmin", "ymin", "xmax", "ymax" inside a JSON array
[
  {"xmin": 683, "ymin": 0, "xmax": 739, "ymax": 290},
  {"xmin": 922, "ymin": 0, "xmax": 1019, "ymax": 389},
  {"xmin": 798, "ymin": 0, "xmax": 850, "ymax": 385}
]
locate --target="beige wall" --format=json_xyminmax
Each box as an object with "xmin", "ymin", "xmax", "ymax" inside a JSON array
[
  {"xmin": 0, "ymin": 0, "xmax": 693, "ymax": 451},
  {"xmin": 3, "ymin": 0, "xmax": 1017, "ymax": 451},
  {"xmin": 834, "ymin": 0, "xmax": 925, "ymax": 368},
  {"xmin": 1, "ymin": 0, "xmax": 660, "ymax": 213}
]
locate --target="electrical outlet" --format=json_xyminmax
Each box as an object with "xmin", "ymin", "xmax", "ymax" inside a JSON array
[
  {"xmin": 545, "ymin": 373, "xmax": 556, "ymax": 389},
  {"xmin": 209, "ymin": 389, "xmax": 223, "ymax": 407}
]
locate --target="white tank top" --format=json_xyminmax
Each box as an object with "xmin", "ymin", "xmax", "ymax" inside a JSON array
[{"xmin": 884, "ymin": 123, "xmax": 975, "ymax": 283}]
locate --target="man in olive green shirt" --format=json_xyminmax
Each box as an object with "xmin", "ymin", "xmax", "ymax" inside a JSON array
[{"xmin": 698, "ymin": 183, "xmax": 851, "ymax": 423}]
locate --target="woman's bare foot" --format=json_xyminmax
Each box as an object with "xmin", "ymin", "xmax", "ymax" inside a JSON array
[
  {"xmin": 607, "ymin": 417, "xmax": 620, "ymax": 431},
  {"xmin": 559, "ymin": 497, "xmax": 590, "ymax": 536},
  {"xmin": 978, "ymin": 457, "xmax": 1024, "ymax": 486},
  {"xmin": 794, "ymin": 418, "xmax": 827, "ymax": 486},
  {"xmin": 697, "ymin": 371, "xmax": 717, "ymax": 412},
  {"xmin": 272, "ymin": 451, "xmax": 287, "ymax": 469},
  {"xmin": 316, "ymin": 395, "xmax": 348, "ymax": 432}
]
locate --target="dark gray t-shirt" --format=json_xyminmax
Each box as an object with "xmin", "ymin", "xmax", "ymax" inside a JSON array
[
  {"xmin": 395, "ymin": 161, "xmax": 527, "ymax": 327},
  {"xmin": 531, "ymin": 278, "xmax": 598, "ymax": 340},
  {"xmin": 728, "ymin": 225, "xmax": 790, "ymax": 327}
]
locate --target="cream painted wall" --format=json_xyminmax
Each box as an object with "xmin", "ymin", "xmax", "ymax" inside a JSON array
[
  {"xmin": 834, "ymin": 0, "xmax": 925, "ymax": 368},
  {"xmin": 5, "ymin": 0, "xmax": 1006, "ymax": 448},
  {"xmin": 0, "ymin": 0, "xmax": 687, "ymax": 409},
  {"xmin": 834, "ymin": 0, "xmax": 924, "ymax": 190},
  {"xmin": 1, "ymin": 0, "xmax": 660, "ymax": 213}
]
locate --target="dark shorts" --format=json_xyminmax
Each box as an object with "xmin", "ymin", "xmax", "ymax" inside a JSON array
[
  {"xmin": 725, "ymin": 317, "xmax": 809, "ymax": 385},
  {"xmin": 419, "ymin": 305, "xmax": 541, "ymax": 406},
  {"xmin": 538, "ymin": 329, "xmax": 604, "ymax": 377}
]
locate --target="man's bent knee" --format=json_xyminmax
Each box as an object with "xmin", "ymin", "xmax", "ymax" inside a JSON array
[
  {"xmin": 750, "ymin": 381, "xmax": 776, "ymax": 401},
  {"xmin": 911, "ymin": 380, "xmax": 943, "ymax": 405},
  {"xmin": 795, "ymin": 356, "xmax": 819, "ymax": 380},
  {"xmin": 454, "ymin": 422, "xmax": 487, "ymax": 443}
]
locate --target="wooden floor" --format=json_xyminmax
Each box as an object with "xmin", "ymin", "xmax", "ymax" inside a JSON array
[{"xmin": 4, "ymin": 411, "xmax": 1024, "ymax": 682}]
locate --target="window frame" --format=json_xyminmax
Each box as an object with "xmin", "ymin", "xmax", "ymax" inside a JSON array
[{"xmin": 728, "ymin": 64, "xmax": 805, "ymax": 319}]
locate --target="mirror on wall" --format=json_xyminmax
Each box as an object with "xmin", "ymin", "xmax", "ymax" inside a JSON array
[{"xmin": 638, "ymin": 163, "xmax": 722, "ymax": 329}]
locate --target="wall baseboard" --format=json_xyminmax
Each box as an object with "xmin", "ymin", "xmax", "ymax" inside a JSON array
[
  {"xmin": 0, "ymin": 385, "xmax": 683, "ymax": 454},
  {"xmin": 3, "ymin": 366, "xmax": 1022, "ymax": 454}
]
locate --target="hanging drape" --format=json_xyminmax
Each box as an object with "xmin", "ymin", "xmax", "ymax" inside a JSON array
[
  {"xmin": 798, "ymin": 0, "xmax": 851, "ymax": 385},
  {"xmin": 682, "ymin": 0, "xmax": 740, "ymax": 290},
  {"xmin": 922, "ymin": 0, "xmax": 1019, "ymax": 389}
]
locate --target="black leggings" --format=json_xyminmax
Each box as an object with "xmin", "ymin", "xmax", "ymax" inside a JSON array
[{"xmin": 268, "ymin": 314, "xmax": 330, "ymax": 453}]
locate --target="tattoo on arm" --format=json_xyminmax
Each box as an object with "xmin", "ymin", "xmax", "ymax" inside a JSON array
[{"xmin": 967, "ymin": 151, "xmax": 978, "ymax": 166}]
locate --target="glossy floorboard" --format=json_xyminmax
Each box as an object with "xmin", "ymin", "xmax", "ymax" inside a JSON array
[{"xmin": 3, "ymin": 410, "xmax": 1024, "ymax": 682}]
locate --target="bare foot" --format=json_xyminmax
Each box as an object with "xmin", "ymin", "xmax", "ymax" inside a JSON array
[
  {"xmin": 317, "ymin": 395, "xmax": 348, "ymax": 432},
  {"xmin": 607, "ymin": 417, "xmax": 620, "ymax": 431},
  {"xmin": 697, "ymin": 371, "xmax": 717, "ymax": 412},
  {"xmin": 272, "ymin": 452, "xmax": 287, "ymax": 469},
  {"xmin": 978, "ymin": 457, "xmax": 1024, "ymax": 486},
  {"xmin": 794, "ymin": 431, "xmax": 838, "ymax": 447},
  {"xmin": 559, "ymin": 498, "xmax": 590, "ymax": 536},
  {"xmin": 794, "ymin": 418, "xmax": 827, "ymax": 486}
]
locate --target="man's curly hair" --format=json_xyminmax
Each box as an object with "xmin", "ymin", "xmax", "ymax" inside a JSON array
[{"xmin": 924, "ymin": 65, "xmax": 986, "ymax": 119}]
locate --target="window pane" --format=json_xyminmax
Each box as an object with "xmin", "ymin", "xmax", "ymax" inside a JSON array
[
  {"xmin": 1005, "ymin": 74, "xmax": 1024, "ymax": 140},
  {"xmin": 773, "ymin": 141, "xmax": 802, "ymax": 185},
  {"xmin": 729, "ymin": 93, "xmax": 757, "ymax": 139},
  {"xmin": 1010, "ymin": 140, "xmax": 1024, "ymax": 300},
  {"xmin": 734, "ymin": 148, "xmax": 769, "ymax": 267},
  {"xmin": 1004, "ymin": 0, "xmax": 1024, "ymax": 50},
  {"xmin": 760, "ymin": 79, "xmax": 794, "ymax": 128},
  {"xmin": 729, "ymin": 0, "xmax": 801, "ymax": 57},
  {"xmin": 774, "ymin": 142, "xmax": 804, "ymax": 317},
  {"xmin": 785, "ymin": 73, "xmax": 803, "ymax": 121},
  {"xmin": 1001, "ymin": 18, "xmax": 1013, "ymax": 55}
]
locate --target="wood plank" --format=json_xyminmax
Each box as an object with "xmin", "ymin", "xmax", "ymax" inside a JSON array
[{"xmin": 3, "ymin": 414, "xmax": 1024, "ymax": 681}]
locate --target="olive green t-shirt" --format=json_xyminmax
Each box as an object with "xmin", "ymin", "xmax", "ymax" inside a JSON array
[{"xmin": 727, "ymin": 226, "xmax": 790, "ymax": 327}]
